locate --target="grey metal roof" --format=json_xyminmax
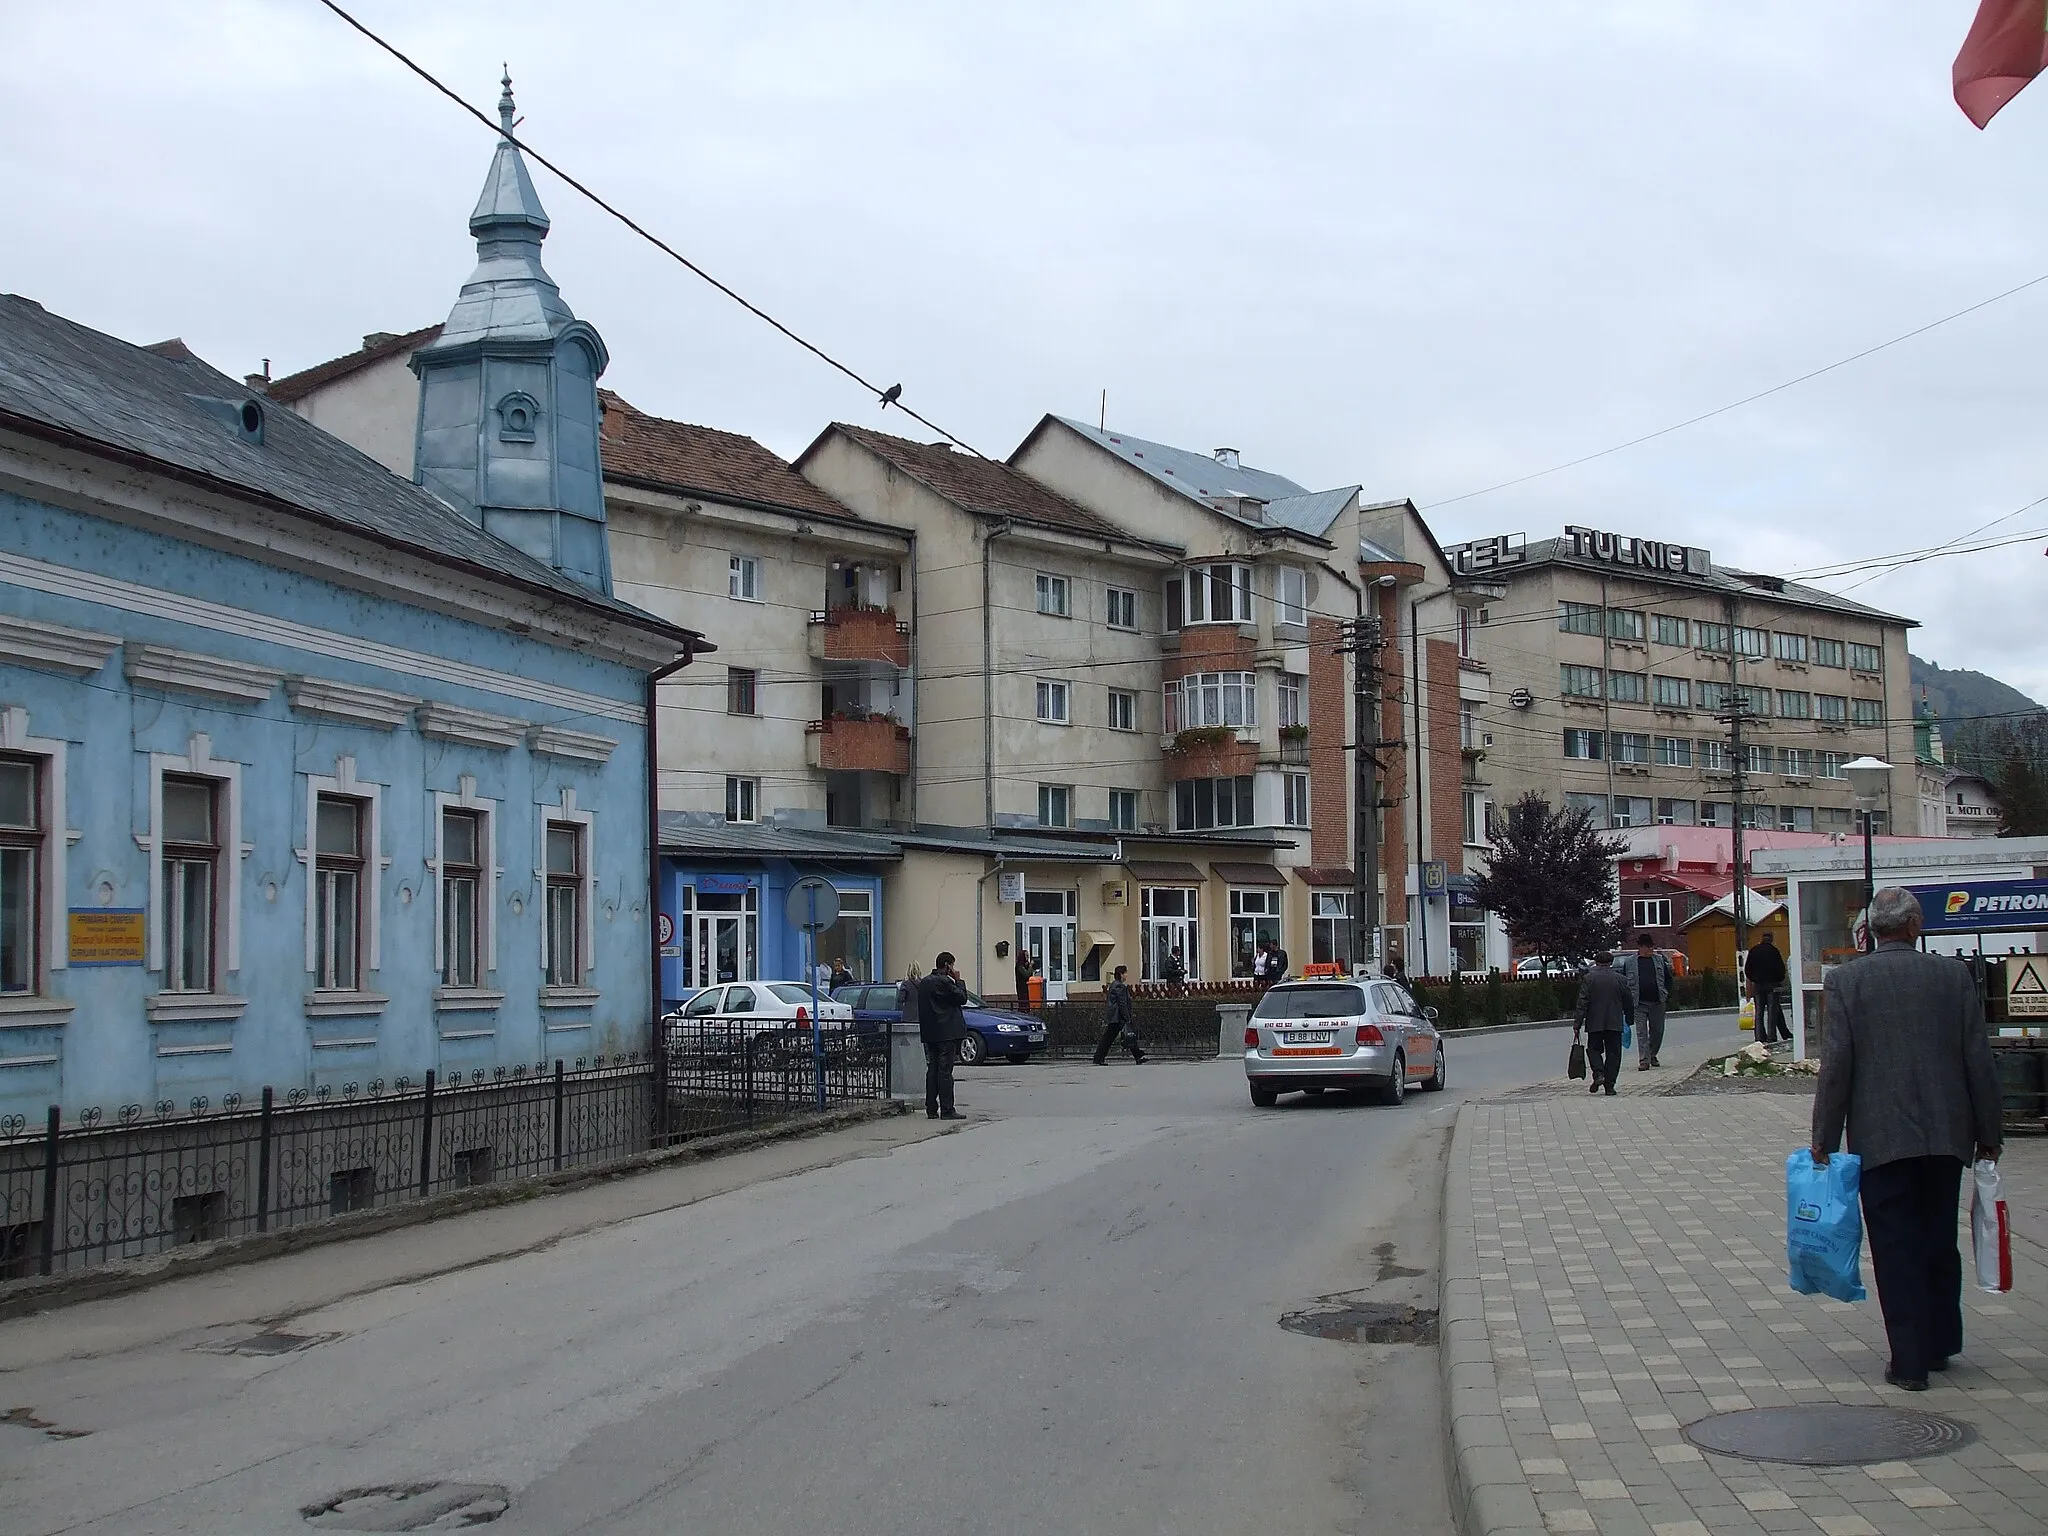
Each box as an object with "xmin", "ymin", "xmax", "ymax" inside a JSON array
[
  {"xmin": 0, "ymin": 294, "xmax": 700, "ymax": 648},
  {"xmin": 659, "ymin": 818, "xmax": 901, "ymax": 861},
  {"xmin": 1518, "ymin": 538, "xmax": 1914, "ymax": 627},
  {"xmin": 1263, "ymin": 487, "xmax": 1357, "ymax": 538},
  {"xmin": 1048, "ymin": 418, "xmax": 1359, "ymax": 540},
  {"xmin": 893, "ymin": 828, "xmax": 1120, "ymax": 861}
]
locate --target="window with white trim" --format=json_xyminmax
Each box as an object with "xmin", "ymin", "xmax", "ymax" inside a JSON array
[
  {"xmin": 1632, "ymin": 898, "xmax": 1672, "ymax": 929},
  {"xmin": 0, "ymin": 756, "xmax": 42, "ymax": 995},
  {"xmin": 1175, "ymin": 776, "xmax": 1255, "ymax": 830},
  {"xmin": 441, "ymin": 808, "xmax": 484, "ymax": 989},
  {"xmin": 1276, "ymin": 567, "xmax": 1308, "ymax": 627},
  {"xmin": 1462, "ymin": 789, "xmax": 1485, "ymax": 847},
  {"xmin": 1656, "ymin": 799, "xmax": 1696, "ymax": 825},
  {"xmin": 1278, "ymin": 672, "xmax": 1305, "ymax": 729},
  {"xmin": 1166, "ymin": 563, "xmax": 1253, "ymax": 627},
  {"xmin": 163, "ymin": 776, "xmax": 219, "ymax": 994},
  {"xmin": 1036, "ymin": 679, "xmax": 1070, "ymax": 724},
  {"xmin": 544, "ymin": 821, "xmax": 585, "ymax": 987},
  {"xmin": 1164, "ymin": 671, "xmax": 1257, "ymax": 730},
  {"xmin": 1562, "ymin": 728, "xmax": 1603, "ymax": 760},
  {"xmin": 725, "ymin": 776, "xmax": 759, "ymax": 824},
  {"xmin": 1035, "ymin": 572, "xmax": 1071, "ymax": 617},
  {"xmin": 1108, "ymin": 789, "xmax": 1139, "ymax": 832},
  {"xmin": 1037, "ymin": 783, "xmax": 1072, "ymax": 827},
  {"xmin": 1107, "ymin": 688, "xmax": 1137, "ymax": 732},
  {"xmin": 1105, "ymin": 586, "xmax": 1137, "ymax": 630},
  {"xmin": 1655, "ymin": 736, "xmax": 1692, "ymax": 768},
  {"xmin": 728, "ymin": 555, "xmax": 760, "ymax": 601},
  {"xmin": 313, "ymin": 795, "xmax": 365, "ymax": 992},
  {"xmin": 1609, "ymin": 732, "xmax": 1650, "ymax": 765},
  {"xmin": 1283, "ymin": 771, "xmax": 1310, "ymax": 827}
]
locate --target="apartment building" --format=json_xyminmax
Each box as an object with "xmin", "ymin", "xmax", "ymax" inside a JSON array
[{"xmin": 1452, "ymin": 523, "xmax": 1916, "ymax": 899}]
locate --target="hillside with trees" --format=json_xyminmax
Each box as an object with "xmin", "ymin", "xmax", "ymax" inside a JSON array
[{"xmin": 1911, "ymin": 655, "xmax": 2047, "ymax": 836}]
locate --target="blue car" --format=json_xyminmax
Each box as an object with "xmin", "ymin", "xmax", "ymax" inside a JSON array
[{"xmin": 831, "ymin": 983, "xmax": 1048, "ymax": 1065}]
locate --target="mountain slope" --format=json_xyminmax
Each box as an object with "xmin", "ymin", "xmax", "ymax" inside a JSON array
[{"xmin": 1910, "ymin": 655, "xmax": 2045, "ymax": 769}]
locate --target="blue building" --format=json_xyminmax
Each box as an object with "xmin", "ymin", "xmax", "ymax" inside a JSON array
[{"xmin": 0, "ymin": 84, "xmax": 706, "ymax": 1122}]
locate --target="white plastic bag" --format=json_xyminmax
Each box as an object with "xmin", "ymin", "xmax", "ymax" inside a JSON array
[{"xmin": 1971, "ymin": 1159, "xmax": 2012, "ymax": 1294}]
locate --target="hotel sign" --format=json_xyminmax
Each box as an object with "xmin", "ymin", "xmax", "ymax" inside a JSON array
[
  {"xmin": 1563, "ymin": 525, "xmax": 1712, "ymax": 578},
  {"xmin": 1443, "ymin": 533, "xmax": 1525, "ymax": 577}
]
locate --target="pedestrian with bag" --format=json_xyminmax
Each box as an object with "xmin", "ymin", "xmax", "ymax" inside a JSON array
[
  {"xmin": 916, "ymin": 951, "xmax": 970, "ymax": 1121},
  {"xmin": 1092, "ymin": 965, "xmax": 1147, "ymax": 1065},
  {"xmin": 1574, "ymin": 950, "xmax": 1631, "ymax": 1096},
  {"xmin": 1625, "ymin": 933, "xmax": 1674, "ymax": 1070},
  {"xmin": 1746, "ymin": 931, "xmax": 1790, "ymax": 1045},
  {"xmin": 1811, "ymin": 887, "xmax": 2002, "ymax": 1391}
]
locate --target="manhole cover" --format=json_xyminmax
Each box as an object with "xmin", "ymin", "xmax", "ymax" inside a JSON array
[
  {"xmin": 301, "ymin": 1482, "xmax": 508, "ymax": 1530},
  {"xmin": 202, "ymin": 1330, "xmax": 338, "ymax": 1357},
  {"xmin": 1684, "ymin": 1405, "xmax": 1973, "ymax": 1466},
  {"xmin": 1279, "ymin": 1301, "xmax": 1439, "ymax": 1345}
]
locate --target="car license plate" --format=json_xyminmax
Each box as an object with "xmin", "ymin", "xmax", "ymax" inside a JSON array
[{"xmin": 1280, "ymin": 1030, "xmax": 1334, "ymax": 1046}]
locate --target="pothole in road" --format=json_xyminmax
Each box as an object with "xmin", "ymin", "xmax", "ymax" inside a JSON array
[
  {"xmin": 202, "ymin": 1329, "xmax": 340, "ymax": 1357},
  {"xmin": 1279, "ymin": 1300, "xmax": 1439, "ymax": 1345},
  {"xmin": 301, "ymin": 1482, "xmax": 509, "ymax": 1530}
]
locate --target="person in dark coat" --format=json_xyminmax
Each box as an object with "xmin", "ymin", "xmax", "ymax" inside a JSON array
[
  {"xmin": 1384, "ymin": 954, "xmax": 1406, "ymax": 985},
  {"xmin": 1092, "ymin": 965, "xmax": 1147, "ymax": 1065},
  {"xmin": 1014, "ymin": 949, "xmax": 1035, "ymax": 1008},
  {"xmin": 1267, "ymin": 940, "xmax": 1290, "ymax": 982},
  {"xmin": 1745, "ymin": 931, "xmax": 1790, "ymax": 1044},
  {"xmin": 1574, "ymin": 951, "xmax": 1631, "ymax": 1095},
  {"xmin": 916, "ymin": 952, "xmax": 969, "ymax": 1120},
  {"xmin": 1812, "ymin": 887, "xmax": 2001, "ymax": 1392}
]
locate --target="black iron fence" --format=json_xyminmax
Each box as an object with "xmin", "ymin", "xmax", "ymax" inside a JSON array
[
  {"xmin": 1, "ymin": 1026, "xmax": 891, "ymax": 1281},
  {"xmin": 1036, "ymin": 997, "xmax": 1221, "ymax": 1061}
]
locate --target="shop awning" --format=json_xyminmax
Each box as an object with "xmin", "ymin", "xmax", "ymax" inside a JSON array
[
  {"xmin": 1081, "ymin": 930, "xmax": 1117, "ymax": 951},
  {"xmin": 1211, "ymin": 861, "xmax": 1288, "ymax": 887},
  {"xmin": 1126, "ymin": 860, "xmax": 1206, "ymax": 883}
]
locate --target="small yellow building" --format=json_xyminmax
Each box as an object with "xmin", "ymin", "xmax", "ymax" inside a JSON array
[{"xmin": 1682, "ymin": 888, "xmax": 1789, "ymax": 977}]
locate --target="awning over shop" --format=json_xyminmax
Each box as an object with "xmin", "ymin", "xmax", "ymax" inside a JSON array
[
  {"xmin": 1081, "ymin": 930, "xmax": 1117, "ymax": 951},
  {"xmin": 1126, "ymin": 860, "xmax": 1206, "ymax": 884},
  {"xmin": 1293, "ymin": 866, "xmax": 1355, "ymax": 886},
  {"xmin": 1211, "ymin": 861, "xmax": 1288, "ymax": 887}
]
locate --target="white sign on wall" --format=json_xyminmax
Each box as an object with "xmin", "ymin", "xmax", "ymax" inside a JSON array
[{"xmin": 998, "ymin": 871, "xmax": 1025, "ymax": 904}]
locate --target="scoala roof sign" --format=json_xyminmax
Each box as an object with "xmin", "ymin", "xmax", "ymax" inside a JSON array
[{"xmin": 1562, "ymin": 525, "xmax": 1713, "ymax": 579}]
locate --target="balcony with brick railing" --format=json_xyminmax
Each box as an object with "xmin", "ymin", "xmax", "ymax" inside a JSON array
[
  {"xmin": 806, "ymin": 605, "xmax": 910, "ymax": 667},
  {"xmin": 805, "ymin": 714, "xmax": 913, "ymax": 775},
  {"xmin": 1163, "ymin": 727, "xmax": 1260, "ymax": 782}
]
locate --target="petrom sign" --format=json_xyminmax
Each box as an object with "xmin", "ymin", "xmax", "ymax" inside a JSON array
[{"xmin": 1908, "ymin": 879, "xmax": 2048, "ymax": 934}]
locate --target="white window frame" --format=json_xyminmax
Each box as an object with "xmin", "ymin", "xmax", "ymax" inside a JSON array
[
  {"xmin": 1165, "ymin": 671, "xmax": 1257, "ymax": 731},
  {"xmin": 431, "ymin": 775, "xmax": 501, "ymax": 1005},
  {"xmin": 1036, "ymin": 679, "xmax": 1070, "ymax": 725},
  {"xmin": 0, "ymin": 707, "xmax": 69, "ymax": 1017},
  {"xmin": 725, "ymin": 776, "xmax": 760, "ymax": 824},
  {"xmin": 144, "ymin": 733, "xmax": 245, "ymax": 1020},
  {"xmin": 1105, "ymin": 586, "xmax": 1138, "ymax": 631},
  {"xmin": 1037, "ymin": 783, "xmax": 1072, "ymax": 828},
  {"xmin": 1276, "ymin": 567, "xmax": 1308, "ymax": 628},
  {"xmin": 1278, "ymin": 672, "xmax": 1305, "ymax": 730},
  {"xmin": 1283, "ymin": 770, "xmax": 1310, "ymax": 828},
  {"xmin": 539, "ymin": 788, "xmax": 597, "ymax": 1000},
  {"xmin": 297, "ymin": 756, "xmax": 387, "ymax": 1009},
  {"xmin": 1035, "ymin": 572, "xmax": 1072, "ymax": 618},
  {"xmin": 1108, "ymin": 789, "xmax": 1139, "ymax": 832},
  {"xmin": 1631, "ymin": 897, "xmax": 1672, "ymax": 929},
  {"xmin": 1176, "ymin": 563, "xmax": 1253, "ymax": 626},
  {"xmin": 1107, "ymin": 688, "xmax": 1137, "ymax": 732},
  {"xmin": 728, "ymin": 554, "xmax": 761, "ymax": 602},
  {"xmin": 1462, "ymin": 789, "xmax": 1484, "ymax": 847}
]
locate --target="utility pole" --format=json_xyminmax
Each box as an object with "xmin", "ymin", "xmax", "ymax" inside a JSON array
[
  {"xmin": 1337, "ymin": 610, "xmax": 1390, "ymax": 974},
  {"xmin": 1727, "ymin": 701, "xmax": 1749, "ymax": 964}
]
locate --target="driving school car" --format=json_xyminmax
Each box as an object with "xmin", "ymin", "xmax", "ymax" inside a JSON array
[{"xmin": 1243, "ymin": 978, "xmax": 1445, "ymax": 1108}]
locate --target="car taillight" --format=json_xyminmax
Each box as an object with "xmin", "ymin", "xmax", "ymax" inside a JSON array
[
  {"xmin": 1244, "ymin": 1026, "xmax": 1259, "ymax": 1047},
  {"xmin": 796, "ymin": 1006, "xmax": 809, "ymax": 1025},
  {"xmin": 1356, "ymin": 1023, "xmax": 1384, "ymax": 1045}
]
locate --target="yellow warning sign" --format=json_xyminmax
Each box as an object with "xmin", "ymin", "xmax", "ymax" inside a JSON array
[{"xmin": 2008, "ymin": 955, "xmax": 2048, "ymax": 1019}]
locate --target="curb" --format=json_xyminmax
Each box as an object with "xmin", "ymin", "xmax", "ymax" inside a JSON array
[
  {"xmin": 0, "ymin": 1100, "xmax": 907, "ymax": 1322},
  {"xmin": 1438, "ymin": 1100, "xmax": 1543, "ymax": 1536},
  {"xmin": 1438, "ymin": 1004, "xmax": 1736, "ymax": 1042}
]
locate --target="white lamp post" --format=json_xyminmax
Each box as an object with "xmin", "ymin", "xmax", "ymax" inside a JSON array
[{"xmin": 1841, "ymin": 756, "xmax": 1892, "ymax": 953}]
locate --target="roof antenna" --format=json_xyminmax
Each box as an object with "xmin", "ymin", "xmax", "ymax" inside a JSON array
[{"xmin": 1099, "ymin": 388, "xmax": 1106, "ymax": 432}]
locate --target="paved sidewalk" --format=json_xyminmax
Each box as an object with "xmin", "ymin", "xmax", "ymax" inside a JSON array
[{"xmin": 1442, "ymin": 1092, "xmax": 2048, "ymax": 1536}]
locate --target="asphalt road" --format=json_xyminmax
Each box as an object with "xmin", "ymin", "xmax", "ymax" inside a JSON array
[{"xmin": 0, "ymin": 1013, "xmax": 1741, "ymax": 1536}]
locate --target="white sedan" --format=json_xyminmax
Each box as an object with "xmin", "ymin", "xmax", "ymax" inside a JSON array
[{"xmin": 670, "ymin": 981, "xmax": 853, "ymax": 1032}]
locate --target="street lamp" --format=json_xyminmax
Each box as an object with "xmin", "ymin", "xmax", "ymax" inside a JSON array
[{"xmin": 1841, "ymin": 756, "xmax": 1892, "ymax": 953}]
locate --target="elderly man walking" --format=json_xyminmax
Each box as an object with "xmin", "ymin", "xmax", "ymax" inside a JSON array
[
  {"xmin": 1575, "ymin": 950, "xmax": 1631, "ymax": 1096},
  {"xmin": 1812, "ymin": 887, "xmax": 2002, "ymax": 1392},
  {"xmin": 1625, "ymin": 933, "xmax": 1674, "ymax": 1070}
]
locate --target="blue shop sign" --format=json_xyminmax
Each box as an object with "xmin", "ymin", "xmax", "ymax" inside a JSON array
[
  {"xmin": 1907, "ymin": 879, "xmax": 2048, "ymax": 934},
  {"xmin": 695, "ymin": 873, "xmax": 754, "ymax": 896}
]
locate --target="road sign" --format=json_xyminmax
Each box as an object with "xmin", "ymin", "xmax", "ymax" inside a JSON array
[
  {"xmin": 656, "ymin": 913, "xmax": 674, "ymax": 945},
  {"xmin": 2008, "ymin": 955, "xmax": 2048, "ymax": 1019},
  {"xmin": 1421, "ymin": 861, "xmax": 1449, "ymax": 894},
  {"xmin": 786, "ymin": 877, "xmax": 841, "ymax": 934}
]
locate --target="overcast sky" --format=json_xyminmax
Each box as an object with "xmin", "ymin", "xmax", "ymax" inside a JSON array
[{"xmin": 5, "ymin": 1, "xmax": 2046, "ymax": 708}]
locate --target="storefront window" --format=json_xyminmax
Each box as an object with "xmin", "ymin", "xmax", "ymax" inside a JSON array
[
  {"xmin": 1140, "ymin": 887, "xmax": 1198, "ymax": 981},
  {"xmin": 693, "ymin": 882, "xmax": 758, "ymax": 985},
  {"xmin": 815, "ymin": 889, "xmax": 875, "ymax": 981},
  {"xmin": 1229, "ymin": 888, "xmax": 1282, "ymax": 976},
  {"xmin": 1451, "ymin": 893, "xmax": 1487, "ymax": 973},
  {"xmin": 1017, "ymin": 889, "xmax": 1078, "ymax": 986}
]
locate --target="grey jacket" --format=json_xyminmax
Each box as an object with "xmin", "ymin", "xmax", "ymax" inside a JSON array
[
  {"xmin": 1575, "ymin": 965, "xmax": 1631, "ymax": 1034},
  {"xmin": 1812, "ymin": 941, "xmax": 2001, "ymax": 1170},
  {"xmin": 1624, "ymin": 950, "xmax": 1673, "ymax": 1010}
]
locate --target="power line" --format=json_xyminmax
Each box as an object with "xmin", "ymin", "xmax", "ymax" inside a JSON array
[
  {"xmin": 1422, "ymin": 270, "xmax": 2048, "ymax": 511},
  {"xmin": 310, "ymin": 0, "xmax": 989, "ymax": 460}
]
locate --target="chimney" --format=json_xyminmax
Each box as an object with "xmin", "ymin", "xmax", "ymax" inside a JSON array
[
  {"xmin": 363, "ymin": 332, "xmax": 398, "ymax": 351},
  {"xmin": 1213, "ymin": 447, "xmax": 1240, "ymax": 469}
]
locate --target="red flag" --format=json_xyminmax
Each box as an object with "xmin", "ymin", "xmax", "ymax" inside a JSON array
[{"xmin": 1955, "ymin": 0, "xmax": 2048, "ymax": 128}]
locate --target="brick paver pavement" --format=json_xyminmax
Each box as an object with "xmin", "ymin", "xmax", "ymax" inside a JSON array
[{"xmin": 1441, "ymin": 1090, "xmax": 2048, "ymax": 1536}]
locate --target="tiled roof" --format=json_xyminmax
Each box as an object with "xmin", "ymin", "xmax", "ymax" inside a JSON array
[
  {"xmin": 826, "ymin": 424, "xmax": 1148, "ymax": 545},
  {"xmin": 264, "ymin": 324, "xmax": 443, "ymax": 403},
  {"xmin": 599, "ymin": 391, "xmax": 856, "ymax": 520},
  {"xmin": 0, "ymin": 295, "xmax": 698, "ymax": 646}
]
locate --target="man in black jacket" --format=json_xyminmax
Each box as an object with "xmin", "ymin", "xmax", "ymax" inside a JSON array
[
  {"xmin": 1574, "ymin": 952, "xmax": 1631, "ymax": 1095},
  {"xmin": 1746, "ymin": 932, "xmax": 1790, "ymax": 1044},
  {"xmin": 1092, "ymin": 965, "xmax": 1147, "ymax": 1065},
  {"xmin": 916, "ymin": 952, "xmax": 969, "ymax": 1120}
]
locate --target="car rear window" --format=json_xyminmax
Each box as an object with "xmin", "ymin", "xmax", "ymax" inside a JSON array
[
  {"xmin": 1254, "ymin": 984, "xmax": 1367, "ymax": 1020},
  {"xmin": 767, "ymin": 984, "xmax": 820, "ymax": 1007}
]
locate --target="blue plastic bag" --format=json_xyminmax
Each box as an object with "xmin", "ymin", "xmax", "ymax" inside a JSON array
[
  {"xmin": 1622, "ymin": 1021, "xmax": 1634, "ymax": 1051},
  {"xmin": 1786, "ymin": 1149, "xmax": 1867, "ymax": 1303}
]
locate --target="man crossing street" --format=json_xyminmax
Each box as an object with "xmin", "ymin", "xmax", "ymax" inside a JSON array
[{"xmin": 1625, "ymin": 933, "xmax": 1673, "ymax": 1070}]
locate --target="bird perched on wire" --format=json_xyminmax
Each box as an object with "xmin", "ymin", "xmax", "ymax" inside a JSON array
[{"xmin": 879, "ymin": 383, "xmax": 902, "ymax": 410}]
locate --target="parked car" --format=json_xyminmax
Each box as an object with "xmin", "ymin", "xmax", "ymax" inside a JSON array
[
  {"xmin": 1513, "ymin": 956, "xmax": 1581, "ymax": 978},
  {"xmin": 1243, "ymin": 978, "xmax": 1443, "ymax": 1108},
  {"xmin": 832, "ymin": 982, "xmax": 1047, "ymax": 1065}
]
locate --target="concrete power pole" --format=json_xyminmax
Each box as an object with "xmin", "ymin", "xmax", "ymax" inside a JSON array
[{"xmin": 1339, "ymin": 611, "xmax": 1389, "ymax": 973}]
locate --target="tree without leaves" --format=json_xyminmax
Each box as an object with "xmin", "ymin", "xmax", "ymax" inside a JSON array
[{"xmin": 1469, "ymin": 793, "xmax": 1627, "ymax": 962}]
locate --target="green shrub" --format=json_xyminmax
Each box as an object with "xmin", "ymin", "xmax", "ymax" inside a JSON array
[{"xmin": 1483, "ymin": 969, "xmax": 1508, "ymax": 1027}]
